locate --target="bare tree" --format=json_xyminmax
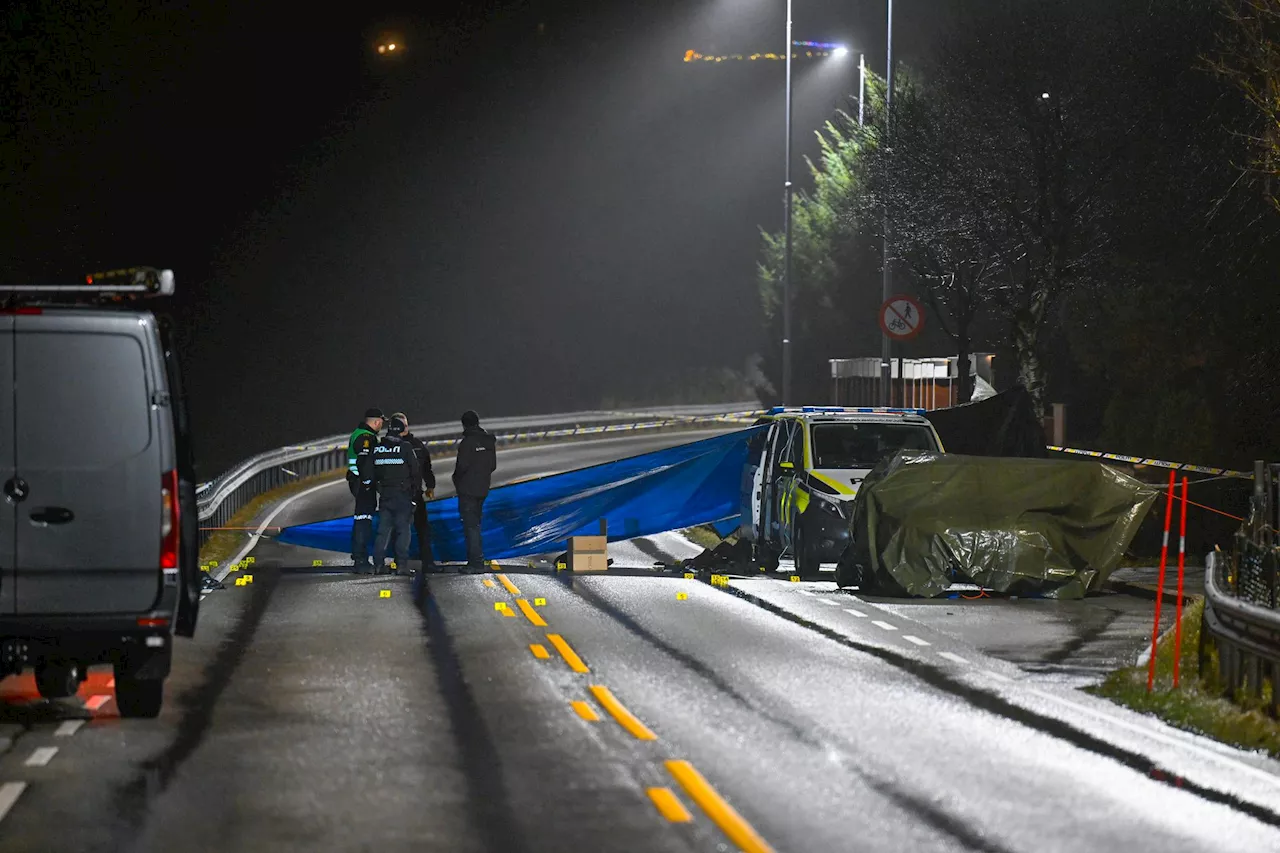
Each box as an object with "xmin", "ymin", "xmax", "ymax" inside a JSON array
[{"xmin": 1205, "ymin": 0, "xmax": 1280, "ymax": 211}]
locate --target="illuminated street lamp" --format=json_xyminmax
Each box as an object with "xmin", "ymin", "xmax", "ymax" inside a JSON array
[{"xmin": 782, "ymin": 27, "xmax": 861, "ymax": 404}]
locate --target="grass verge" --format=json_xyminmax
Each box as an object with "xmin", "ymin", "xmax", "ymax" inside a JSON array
[
  {"xmin": 1088, "ymin": 596, "xmax": 1280, "ymax": 758},
  {"xmin": 680, "ymin": 524, "xmax": 737, "ymax": 552},
  {"xmin": 198, "ymin": 471, "xmax": 343, "ymax": 568}
]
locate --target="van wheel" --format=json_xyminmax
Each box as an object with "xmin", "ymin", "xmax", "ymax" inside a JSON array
[
  {"xmin": 794, "ymin": 521, "xmax": 821, "ymax": 579},
  {"xmin": 35, "ymin": 661, "xmax": 82, "ymax": 700},
  {"xmin": 754, "ymin": 541, "xmax": 780, "ymax": 573},
  {"xmin": 115, "ymin": 676, "xmax": 164, "ymax": 718}
]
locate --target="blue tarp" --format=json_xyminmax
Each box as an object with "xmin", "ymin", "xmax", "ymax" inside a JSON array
[{"xmin": 276, "ymin": 427, "xmax": 763, "ymax": 562}]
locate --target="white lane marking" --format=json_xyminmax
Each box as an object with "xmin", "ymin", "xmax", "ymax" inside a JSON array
[
  {"xmin": 938, "ymin": 652, "xmax": 969, "ymax": 664},
  {"xmin": 797, "ymin": 589, "xmax": 814, "ymax": 596},
  {"xmin": 843, "ymin": 608, "xmax": 867, "ymax": 618},
  {"xmin": 106, "ymin": 677, "xmax": 115, "ymax": 688},
  {"xmin": 0, "ymin": 782, "xmax": 26, "ymax": 823},
  {"xmin": 903, "ymin": 635, "xmax": 931, "ymax": 647},
  {"xmin": 54, "ymin": 720, "xmax": 85, "ymax": 737},
  {"xmin": 215, "ymin": 478, "xmax": 347, "ymax": 582},
  {"xmin": 983, "ymin": 671, "xmax": 1013, "ymax": 682},
  {"xmin": 871, "ymin": 620, "xmax": 898, "ymax": 632},
  {"xmin": 84, "ymin": 695, "xmax": 111, "ymax": 711},
  {"xmin": 24, "ymin": 746, "xmax": 57, "ymax": 767},
  {"xmin": 819, "ymin": 599, "xmax": 841, "ymax": 607}
]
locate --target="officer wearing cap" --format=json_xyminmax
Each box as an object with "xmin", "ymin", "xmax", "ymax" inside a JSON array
[
  {"xmin": 372, "ymin": 415, "xmax": 422, "ymax": 575},
  {"xmin": 347, "ymin": 407, "xmax": 384, "ymax": 573},
  {"xmin": 390, "ymin": 412, "xmax": 437, "ymax": 575}
]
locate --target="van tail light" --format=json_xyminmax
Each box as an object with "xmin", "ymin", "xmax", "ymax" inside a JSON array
[{"xmin": 161, "ymin": 469, "xmax": 179, "ymax": 570}]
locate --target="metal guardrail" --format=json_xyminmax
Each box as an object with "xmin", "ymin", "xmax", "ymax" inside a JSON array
[
  {"xmin": 1199, "ymin": 460, "xmax": 1280, "ymax": 714},
  {"xmin": 195, "ymin": 406, "xmax": 764, "ymax": 541}
]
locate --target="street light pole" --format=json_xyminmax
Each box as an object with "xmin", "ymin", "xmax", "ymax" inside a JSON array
[
  {"xmin": 879, "ymin": 0, "xmax": 894, "ymax": 405},
  {"xmin": 782, "ymin": 0, "xmax": 795, "ymax": 406},
  {"xmin": 858, "ymin": 52, "xmax": 866, "ymax": 126}
]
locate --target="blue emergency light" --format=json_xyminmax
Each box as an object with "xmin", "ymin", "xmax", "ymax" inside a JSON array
[{"xmin": 766, "ymin": 406, "xmax": 927, "ymax": 416}]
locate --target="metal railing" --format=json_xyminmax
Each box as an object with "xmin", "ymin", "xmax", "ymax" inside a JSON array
[
  {"xmin": 1199, "ymin": 460, "xmax": 1280, "ymax": 714},
  {"xmin": 195, "ymin": 405, "xmax": 764, "ymax": 541}
]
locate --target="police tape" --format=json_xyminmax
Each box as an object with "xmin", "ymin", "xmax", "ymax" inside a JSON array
[{"xmin": 1047, "ymin": 446, "xmax": 1252, "ymax": 479}]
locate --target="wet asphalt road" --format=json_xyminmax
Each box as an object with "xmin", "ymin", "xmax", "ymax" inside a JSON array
[{"xmin": 1, "ymin": 433, "xmax": 1279, "ymax": 852}]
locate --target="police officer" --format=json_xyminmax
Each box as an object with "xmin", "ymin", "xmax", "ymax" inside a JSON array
[
  {"xmin": 390, "ymin": 412, "xmax": 437, "ymax": 575},
  {"xmin": 347, "ymin": 407, "xmax": 384, "ymax": 573},
  {"xmin": 372, "ymin": 416, "xmax": 422, "ymax": 575},
  {"xmin": 453, "ymin": 410, "xmax": 496, "ymax": 572}
]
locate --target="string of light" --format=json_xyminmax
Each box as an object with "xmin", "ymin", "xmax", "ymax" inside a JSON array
[{"xmin": 683, "ymin": 49, "xmax": 839, "ymax": 62}]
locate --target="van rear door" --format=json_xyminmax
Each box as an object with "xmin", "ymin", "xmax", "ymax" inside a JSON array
[
  {"xmin": 0, "ymin": 317, "xmax": 14, "ymax": 614},
  {"xmin": 14, "ymin": 314, "xmax": 162, "ymax": 615}
]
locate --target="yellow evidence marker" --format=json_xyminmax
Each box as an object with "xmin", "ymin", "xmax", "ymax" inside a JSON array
[
  {"xmin": 684, "ymin": 573, "xmax": 695, "ymax": 580},
  {"xmin": 235, "ymin": 577, "xmax": 246, "ymax": 587},
  {"xmin": 676, "ymin": 592, "xmax": 688, "ymax": 601},
  {"xmin": 534, "ymin": 598, "xmax": 546, "ymax": 606},
  {"xmin": 380, "ymin": 590, "xmax": 391, "ymax": 598},
  {"xmin": 246, "ymin": 556, "xmax": 256, "ymax": 564},
  {"xmin": 790, "ymin": 575, "xmax": 801, "ymax": 583},
  {"xmin": 313, "ymin": 559, "xmax": 323, "ymax": 567},
  {"xmin": 243, "ymin": 575, "xmax": 253, "ymax": 584}
]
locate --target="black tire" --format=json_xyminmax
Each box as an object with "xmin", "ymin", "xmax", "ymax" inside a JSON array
[
  {"xmin": 35, "ymin": 661, "xmax": 82, "ymax": 700},
  {"xmin": 115, "ymin": 675, "xmax": 164, "ymax": 719},
  {"xmin": 794, "ymin": 518, "xmax": 821, "ymax": 579},
  {"xmin": 834, "ymin": 559, "xmax": 859, "ymax": 589},
  {"xmin": 754, "ymin": 540, "xmax": 780, "ymax": 573}
]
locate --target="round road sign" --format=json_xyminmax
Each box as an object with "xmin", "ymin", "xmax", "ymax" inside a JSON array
[{"xmin": 879, "ymin": 295, "xmax": 924, "ymax": 341}]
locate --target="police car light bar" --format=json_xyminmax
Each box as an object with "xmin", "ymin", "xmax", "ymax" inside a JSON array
[
  {"xmin": 766, "ymin": 405, "xmax": 927, "ymax": 416},
  {"xmin": 0, "ymin": 267, "xmax": 175, "ymax": 297}
]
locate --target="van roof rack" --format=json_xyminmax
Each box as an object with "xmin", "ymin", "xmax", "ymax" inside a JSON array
[{"xmin": 0, "ymin": 267, "xmax": 175, "ymax": 301}]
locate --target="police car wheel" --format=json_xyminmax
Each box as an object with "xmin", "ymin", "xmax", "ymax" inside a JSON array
[
  {"xmin": 35, "ymin": 660, "xmax": 81, "ymax": 700},
  {"xmin": 754, "ymin": 541, "xmax": 780, "ymax": 573},
  {"xmin": 115, "ymin": 675, "xmax": 164, "ymax": 718},
  {"xmin": 794, "ymin": 519, "xmax": 821, "ymax": 579}
]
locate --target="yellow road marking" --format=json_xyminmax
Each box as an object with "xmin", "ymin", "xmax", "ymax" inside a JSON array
[
  {"xmin": 588, "ymin": 685, "xmax": 657, "ymax": 741},
  {"xmin": 483, "ymin": 579, "xmax": 496, "ymax": 589},
  {"xmin": 546, "ymin": 634, "xmax": 589, "ymax": 673},
  {"xmin": 570, "ymin": 700, "xmax": 600, "ymax": 722},
  {"xmin": 495, "ymin": 602, "xmax": 516, "ymax": 617},
  {"xmin": 646, "ymin": 787, "xmax": 693, "ymax": 823},
  {"xmin": 497, "ymin": 573, "xmax": 521, "ymax": 595},
  {"xmin": 516, "ymin": 598, "xmax": 548, "ymax": 627},
  {"xmin": 530, "ymin": 644, "xmax": 550, "ymax": 659},
  {"xmin": 665, "ymin": 760, "xmax": 774, "ymax": 853}
]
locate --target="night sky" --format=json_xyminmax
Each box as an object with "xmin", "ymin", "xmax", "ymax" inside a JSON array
[{"xmin": 3, "ymin": 1, "xmax": 947, "ymax": 476}]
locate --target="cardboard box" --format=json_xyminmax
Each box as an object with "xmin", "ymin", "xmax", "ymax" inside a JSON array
[{"xmin": 569, "ymin": 521, "xmax": 608, "ymax": 572}]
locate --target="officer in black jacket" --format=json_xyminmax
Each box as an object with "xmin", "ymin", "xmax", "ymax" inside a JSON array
[
  {"xmin": 453, "ymin": 410, "xmax": 496, "ymax": 572},
  {"xmin": 347, "ymin": 407, "xmax": 384, "ymax": 573},
  {"xmin": 372, "ymin": 416, "xmax": 422, "ymax": 575},
  {"xmin": 390, "ymin": 412, "xmax": 437, "ymax": 574}
]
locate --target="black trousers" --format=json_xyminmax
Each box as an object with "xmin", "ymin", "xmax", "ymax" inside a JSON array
[
  {"xmin": 458, "ymin": 495, "xmax": 486, "ymax": 567},
  {"xmin": 374, "ymin": 501, "xmax": 414, "ymax": 572},
  {"xmin": 349, "ymin": 476, "xmax": 377, "ymax": 568},
  {"xmin": 413, "ymin": 499, "xmax": 435, "ymax": 569}
]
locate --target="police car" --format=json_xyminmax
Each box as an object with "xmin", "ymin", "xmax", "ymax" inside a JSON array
[{"xmin": 740, "ymin": 406, "xmax": 944, "ymax": 577}]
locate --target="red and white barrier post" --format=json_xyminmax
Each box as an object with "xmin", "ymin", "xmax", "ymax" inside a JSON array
[
  {"xmin": 1173, "ymin": 476, "xmax": 1188, "ymax": 688},
  {"xmin": 1147, "ymin": 470, "xmax": 1177, "ymax": 693}
]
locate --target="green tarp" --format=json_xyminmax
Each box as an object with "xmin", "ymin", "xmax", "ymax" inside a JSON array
[{"xmin": 840, "ymin": 452, "xmax": 1159, "ymax": 599}]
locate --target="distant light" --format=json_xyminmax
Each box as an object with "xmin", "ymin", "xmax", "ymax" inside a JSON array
[
  {"xmin": 1041, "ymin": 92, "xmax": 1050, "ymax": 99},
  {"xmin": 833, "ymin": 46, "xmax": 849, "ymax": 58},
  {"xmin": 377, "ymin": 45, "xmax": 386, "ymax": 54},
  {"xmin": 388, "ymin": 43, "xmax": 397, "ymax": 51}
]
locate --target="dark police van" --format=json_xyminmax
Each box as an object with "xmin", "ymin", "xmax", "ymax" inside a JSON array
[{"xmin": 0, "ymin": 268, "xmax": 200, "ymax": 717}]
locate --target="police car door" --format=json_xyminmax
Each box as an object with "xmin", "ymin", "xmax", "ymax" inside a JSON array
[
  {"xmin": 775, "ymin": 422, "xmax": 803, "ymax": 552},
  {"xmin": 740, "ymin": 424, "xmax": 773, "ymax": 543}
]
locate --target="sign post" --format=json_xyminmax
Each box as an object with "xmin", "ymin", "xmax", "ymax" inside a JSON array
[{"xmin": 879, "ymin": 296, "xmax": 923, "ymax": 406}]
